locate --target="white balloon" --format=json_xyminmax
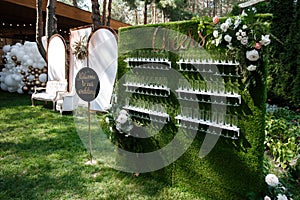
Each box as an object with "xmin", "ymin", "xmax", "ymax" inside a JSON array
[
  {"xmin": 36, "ymin": 63, "xmax": 44, "ymax": 69},
  {"xmin": 2, "ymin": 45, "xmax": 11, "ymax": 53},
  {"xmin": 22, "ymin": 55, "xmax": 29, "ymax": 62},
  {"xmin": 1, "ymin": 83, "xmax": 8, "ymax": 91},
  {"xmin": 8, "ymin": 86, "xmax": 17, "ymax": 93},
  {"xmin": 17, "ymin": 86, "xmax": 24, "ymax": 94},
  {"xmin": 27, "ymin": 59, "xmax": 33, "ymax": 66},
  {"xmin": 4, "ymin": 74, "xmax": 18, "ymax": 87},
  {"xmin": 10, "ymin": 47, "xmax": 18, "ymax": 56},
  {"xmin": 27, "ymin": 75, "xmax": 35, "ymax": 81},
  {"xmin": 39, "ymin": 73, "xmax": 47, "ymax": 83},
  {"xmin": 14, "ymin": 75, "xmax": 22, "ymax": 82},
  {"xmin": 16, "ymin": 50, "xmax": 25, "ymax": 59}
]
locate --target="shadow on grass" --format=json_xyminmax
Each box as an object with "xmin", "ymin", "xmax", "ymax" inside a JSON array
[{"xmin": 0, "ymin": 91, "xmax": 181, "ymax": 200}]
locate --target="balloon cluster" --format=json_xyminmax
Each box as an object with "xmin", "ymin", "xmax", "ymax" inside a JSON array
[{"xmin": 0, "ymin": 42, "xmax": 47, "ymax": 93}]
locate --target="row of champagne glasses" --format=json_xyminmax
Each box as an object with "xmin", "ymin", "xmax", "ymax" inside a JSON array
[
  {"xmin": 125, "ymin": 85, "xmax": 169, "ymax": 97},
  {"xmin": 179, "ymin": 106, "xmax": 238, "ymax": 128},
  {"xmin": 125, "ymin": 74, "xmax": 168, "ymax": 88},
  {"xmin": 179, "ymin": 121, "xmax": 239, "ymax": 139},
  {"xmin": 177, "ymin": 92, "xmax": 240, "ymax": 106},
  {"xmin": 178, "ymin": 63, "xmax": 240, "ymax": 77},
  {"xmin": 178, "ymin": 77, "xmax": 239, "ymax": 95},
  {"xmin": 125, "ymin": 98, "xmax": 167, "ymax": 115},
  {"xmin": 127, "ymin": 61, "xmax": 171, "ymax": 70}
]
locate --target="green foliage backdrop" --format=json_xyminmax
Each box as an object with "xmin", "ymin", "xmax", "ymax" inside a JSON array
[{"xmin": 268, "ymin": 0, "xmax": 300, "ymax": 108}]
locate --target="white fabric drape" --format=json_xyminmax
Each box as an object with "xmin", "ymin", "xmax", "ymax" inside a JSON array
[
  {"xmin": 47, "ymin": 36, "xmax": 66, "ymax": 81},
  {"xmin": 88, "ymin": 28, "xmax": 118, "ymax": 111},
  {"xmin": 69, "ymin": 27, "xmax": 92, "ymax": 92}
]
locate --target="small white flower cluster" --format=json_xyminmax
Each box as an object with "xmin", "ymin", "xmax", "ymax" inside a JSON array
[
  {"xmin": 236, "ymin": 26, "xmax": 248, "ymax": 45},
  {"xmin": 264, "ymin": 174, "xmax": 292, "ymax": 200}
]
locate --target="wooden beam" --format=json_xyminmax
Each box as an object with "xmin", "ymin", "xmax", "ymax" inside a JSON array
[{"xmin": 2, "ymin": 0, "xmax": 130, "ymax": 30}]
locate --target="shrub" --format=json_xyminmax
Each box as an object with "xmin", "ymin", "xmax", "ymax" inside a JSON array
[{"xmin": 265, "ymin": 106, "xmax": 300, "ymax": 169}]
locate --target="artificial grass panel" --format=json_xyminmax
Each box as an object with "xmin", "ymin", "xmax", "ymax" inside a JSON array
[{"xmin": 117, "ymin": 17, "xmax": 267, "ymax": 199}]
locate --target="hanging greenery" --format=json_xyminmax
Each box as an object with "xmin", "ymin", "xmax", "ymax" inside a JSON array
[{"xmin": 72, "ymin": 36, "xmax": 88, "ymax": 60}]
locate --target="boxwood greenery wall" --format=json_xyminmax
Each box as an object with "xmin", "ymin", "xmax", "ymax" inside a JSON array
[{"xmin": 113, "ymin": 13, "xmax": 271, "ymax": 199}]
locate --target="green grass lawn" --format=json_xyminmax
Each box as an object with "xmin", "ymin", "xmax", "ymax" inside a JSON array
[
  {"xmin": 1, "ymin": 91, "xmax": 299, "ymax": 200},
  {"xmin": 0, "ymin": 91, "xmax": 203, "ymax": 200}
]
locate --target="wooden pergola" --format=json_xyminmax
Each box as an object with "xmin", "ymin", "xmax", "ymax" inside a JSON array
[{"xmin": 0, "ymin": 0, "xmax": 130, "ymax": 40}]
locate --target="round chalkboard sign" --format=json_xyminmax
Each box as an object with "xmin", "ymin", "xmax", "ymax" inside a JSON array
[{"xmin": 75, "ymin": 67, "xmax": 100, "ymax": 102}]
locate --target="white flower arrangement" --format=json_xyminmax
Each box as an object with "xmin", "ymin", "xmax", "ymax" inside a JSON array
[
  {"xmin": 211, "ymin": 8, "xmax": 271, "ymax": 72},
  {"xmin": 264, "ymin": 196, "xmax": 272, "ymax": 200},
  {"xmin": 277, "ymin": 194, "xmax": 288, "ymax": 200},
  {"xmin": 265, "ymin": 174, "xmax": 279, "ymax": 187},
  {"xmin": 104, "ymin": 108, "xmax": 133, "ymax": 137},
  {"xmin": 264, "ymin": 174, "xmax": 293, "ymax": 200},
  {"xmin": 115, "ymin": 109, "xmax": 133, "ymax": 135},
  {"xmin": 246, "ymin": 49, "xmax": 260, "ymax": 61}
]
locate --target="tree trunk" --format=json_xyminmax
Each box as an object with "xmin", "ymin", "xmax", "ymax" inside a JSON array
[
  {"xmin": 73, "ymin": 0, "xmax": 78, "ymax": 7},
  {"xmin": 107, "ymin": 0, "xmax": 112, "ymax": 27},
  {"xmin": 220, "ymin": 0, "xmax": 222, "ymax": 16},
  {"xmin": 45, "ymin": 0, "xmax": 57, "ymax": 40},
  {"xmin": 151, "ymin": 3, "xmax": 156, "ymax": 24},
  {"xmin": 91, "ymin": 0, "xmax": 101, "ymax": 30},
  {"xmin": 36, "ymin": 0, "xmax": 46, "ymax": 61},
  {"xmin": 102, "ymin": 0, "xmax": 107, "ymax": 26},
  {"xmin": 143, "ymin": 0, "xmax": 148, "ymax": 24},
  {"xmin": 135, "ymin": 9, "xmax": 139, "ymax": 25}
]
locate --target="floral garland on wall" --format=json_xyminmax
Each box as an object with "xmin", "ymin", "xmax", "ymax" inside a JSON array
[{"xmin": 206, "ymin": 7, "xmax": 271, "ymax": 88}]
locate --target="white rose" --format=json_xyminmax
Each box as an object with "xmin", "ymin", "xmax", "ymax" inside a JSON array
[
  {"xmin": 265, "ymin": 174, "xmax": 279, "ymax": 187},
  {"xmin": 277, "ymin": 194, "xmax": 288, "ymax": 200},
  {"xmin": 224, "ymin": 35, "xmax": 232, "ymax": 43},
  {"xmin": 246, "ymin": 49, "xmax": 260, "ymax": 61},
  {"xmin": 234, "ymin": 17, "xmax": 241, "ymax": 29},
  {"xmin": 236, "ymin": 32, "xmax": 240, "ymax": 37},
  {"xmin": 237, "ymin": 36, "xmax": 242, "ymax": 41},
  {"xmin": 213, "ymin": 30, "xmax": 219, "ymax": 38},
  {"xmin": 241, "ymin": 31, "xmax": 247, "ymax": 37},
  {"xmin": 247, "ymin": 65, "xmax": 257, "ymax": 71},
  {"xmin": 241, "ymin": 37, "xmax": 248, "ymax": 45},
  {"xmin": 225, "ymin": 18, "xmax": 232, "ymax": 26},
  {"xmin": 119, "ymin": 109, "xmax": 128, "ymax": 115},
  {"xmin": 116, "ymin": 113, "xmax": 128, "ymax": 124},
  {"xmin": 220, "ymin": 23, "xmax": 229, "ymax": 32},
  {"xmin": 264, "ymin": 196, "xmax": 271, "ymax": 200},
  {"xmin": 260, "ymin": 35, "xmax": 271, "ymax": 46},
  {"xmin": 242, "ymin": 25, "xmax": 248, "ymax": 29}
]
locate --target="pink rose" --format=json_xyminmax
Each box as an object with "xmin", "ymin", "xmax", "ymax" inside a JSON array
[
  {"xmin": 255, "ymin": 42, "xmax": 262, "ymax": 50},
  {"xmin": 213, "ymin": 16, "xmax": 219, "ymax": 24}
]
